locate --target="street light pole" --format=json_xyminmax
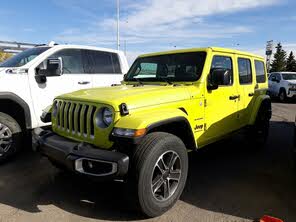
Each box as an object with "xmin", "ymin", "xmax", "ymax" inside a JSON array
[{"xmin": 117, "ymin": 0, "xmax": 120, "ymax": 50}]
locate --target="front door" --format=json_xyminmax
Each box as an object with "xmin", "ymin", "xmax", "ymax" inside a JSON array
[
  {"xmin": 202, "ymin": 53, "xmax": 239, "ymax": 144},
  {"xmin": 29, "ymin": 48, "xmax": 93, "ymax": 127}
]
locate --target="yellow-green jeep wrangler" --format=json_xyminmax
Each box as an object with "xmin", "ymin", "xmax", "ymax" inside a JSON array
[{"xmin": 36, "ymin": 47, "xmax": 271, "ymax": 217}]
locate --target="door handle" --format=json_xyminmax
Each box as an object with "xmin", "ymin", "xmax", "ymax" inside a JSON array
[
  {"xmin": 229, "ymin": 95, "xmax": 240, "ymax": 100},
  {"xmin": 78, "ymin": 81, "xmax": 90, "ymax": 85},
  {"xmin": 248, "ymin": 93, "xmax": 254, "ymax": 97}
]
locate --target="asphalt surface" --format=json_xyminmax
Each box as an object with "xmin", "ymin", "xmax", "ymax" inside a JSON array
[{"xmin": 0, "ymin": 101, "xmax": 295, "ymax": 222}]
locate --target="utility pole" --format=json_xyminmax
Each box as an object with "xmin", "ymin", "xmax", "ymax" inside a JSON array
[{"xmin": 117, "ymin": 0, "xmax": 120, "ymax": 50}]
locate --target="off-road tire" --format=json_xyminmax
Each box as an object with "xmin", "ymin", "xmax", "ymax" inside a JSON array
[
  {"xmin": 279, "ymin": 88, "xmax": 287, "ymax": 102},
  {"xmin": 0, "ymin": 112, "xmax": 22, "ymax": 163},
  {"xmin": 129, "ymin": 132, "xmax": 188, "ymax": 217},
  {"xmin": 248, "ymin": 105, "xmax": 270, "ymax": 149}
]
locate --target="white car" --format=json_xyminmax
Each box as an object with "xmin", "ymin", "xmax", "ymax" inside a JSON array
[
  {"xmin": 268, "ymin": 72, "xmax": 296, "ymax": 102},
  {"xmin": 0, "ymin": 43, "xmax": 129, "ymax": 162}
]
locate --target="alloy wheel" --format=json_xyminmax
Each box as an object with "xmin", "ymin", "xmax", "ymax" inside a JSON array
[
  {"xmin": 0, "ymin": 123, "xmax": 12, "ymax": 156},
  {"xmin": 151, "ymin": 150, "xmax": 181, "ymax": 201}
]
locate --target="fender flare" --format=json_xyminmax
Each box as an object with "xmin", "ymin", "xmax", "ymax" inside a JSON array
[
  {"xmin": 112, "ymin": 109, "xmax": 196, "ymax": 148},
  {"xmin": 147, "ymin": 116, "xmax": 192, "ymax": 132},
  {"xmin": 249, "ymin": 95, "xmax": 272, "ymax": 125},
  {"xmin": 0, "ymin": 92, "xmax": 32, "ymax": 129}
]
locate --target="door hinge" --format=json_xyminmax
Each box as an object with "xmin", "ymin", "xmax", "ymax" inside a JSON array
[
  {"xmin": 204, "ymin": 99, "xmax": 207, "ymax": 107},
  {"xmin": 204, "ymin": 123, "xmax": 207, "ymax": 131}
]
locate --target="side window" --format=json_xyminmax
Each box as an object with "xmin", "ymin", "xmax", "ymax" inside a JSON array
[
  {"xmin": 83, "ymin": 50, "xmax": 122, "ymax": 74},
  {"xmin": 255, "ymin": 60, "xmax": 266, "ymax": 83},
  {"xmin": 269, "ymin": 73, "xmax": 274, "ymax": 80},
  {"xmin": 52, "ymin": 49, "xmax": 84, "ymax": 74},
  {"xmin": 276, "ymin": 73, "xmax": 281, "ymax": 81},
  {"xmin": 211, "ymin": 56, "xmax": 233, "ymax": 86},
  {"xmin": 238, "ymin": 58, "xmax": 252, "ymax": 84}
]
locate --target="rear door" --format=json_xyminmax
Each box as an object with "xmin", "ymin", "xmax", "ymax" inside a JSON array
[
  {"xmin": 274, "ymin": 73, "xmax": 282, "ymax": 95},
  {"xmin": 268, "ymin": 73, "xmax": 275, "ymax": 95},
  {"xmin": 236, "ymin": 56, "xmax": 255, "ymax": 126},
  {"xmin": 83, "ymin": 50, "xmax": 123, "ymax": 87}
]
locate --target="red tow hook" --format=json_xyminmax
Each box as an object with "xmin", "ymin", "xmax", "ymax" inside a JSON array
[{"xmin": 259, "ymin": 215, "xmax": 284, "ymax": 222}]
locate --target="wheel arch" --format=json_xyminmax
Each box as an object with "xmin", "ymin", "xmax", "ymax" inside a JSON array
[
  {"xmin": 248, "ymin": 95, "xmax": 272, "ymax": 125},
  {"xmin": 146, "ymin": 117, "xmax": 196, "ymax": 151},
  {"xmin": 279, "ymin": 87, "xmax": 286, "ymax": 92},
  {"xmin": 0, "ymin": 92, "xmax": 32, "ymax": 130},
  {"xmin": 112, "ymin": 108, "xmax": 196, "ymax": 151}
]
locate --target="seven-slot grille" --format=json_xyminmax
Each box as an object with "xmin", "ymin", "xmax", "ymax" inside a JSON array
[{"xmin": 55, "ymin": 101, "xmax": 97, "ymax": 139}]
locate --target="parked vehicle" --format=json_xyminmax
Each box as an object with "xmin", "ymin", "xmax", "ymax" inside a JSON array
[
  {"xmin": 268, "ymin": 72, "xmax": 296, "ymax": 102},
  {"xmin": 294, "ymin": 115, "xmax": 296, "ymax": 166},
  {"xmin": 0, "ymin": 42, "xmax": 129, "ymax": 162},
  {"xmin": 36, "ymin": 47, "xmax": 271, "ymax": 217}
]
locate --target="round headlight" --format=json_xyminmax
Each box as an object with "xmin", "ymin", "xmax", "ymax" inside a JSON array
[{"xmin": 102, "ymin": 108, "xmax": 113, "ymax": 126}]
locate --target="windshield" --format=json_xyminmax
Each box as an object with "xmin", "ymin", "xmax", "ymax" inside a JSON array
[
  {"xmin": 126, "ymin": 52, "xmax": 207, "ymax": 82},
  {"xmin": 282, "ymin": 73, "xmax": 296, "ymax": 80},
  {"xmin": 0, "ymin": 47, "xmax": 50, "ymax": 67}
]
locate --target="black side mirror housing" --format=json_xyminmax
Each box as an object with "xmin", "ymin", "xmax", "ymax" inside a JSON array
[
  {"xmin": 38, "ymin": 57, "xmax": 63, "ymax": 77},
  {"xmin": 35, "ymin": 74, "xmax": 47, "ymax": 84},
  {"xmin": 271, "ymin": 76, "xmax": 280, "ymax": 83},
  {"xmin": 35, "ymin": 57, "xmax": 63, "ymax": 84},
  {"xmin": 123, "ymin": 74, "xmax": 127, "ymax": 81},
  {"xmin": 207, "ymin": 68, "xmax": 231, "ymax": 91}
]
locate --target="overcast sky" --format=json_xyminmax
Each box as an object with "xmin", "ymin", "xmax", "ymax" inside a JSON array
[{"xmin": 0, "ymin": 0, "xmax": 296, "ymax": 63}]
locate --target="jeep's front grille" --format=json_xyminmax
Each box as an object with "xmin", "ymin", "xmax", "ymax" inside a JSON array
[{"xmin": 55, "ymin": 101, "xmax": 97, "ymax": 139}]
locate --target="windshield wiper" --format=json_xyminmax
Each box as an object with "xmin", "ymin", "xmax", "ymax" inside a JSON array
[
  {"xmin": 130, "ymin": 78, "xmax": 144, "ymax": 85},
  {"xmin": 157, "ymin": 77, "xmax": 173, "ymax": 85}
]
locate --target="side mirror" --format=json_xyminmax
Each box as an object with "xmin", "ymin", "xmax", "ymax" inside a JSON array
[
  {"xmin": 35, "ymin": 75, "xmax": 47, "ymax": 84},
  {"xmin": 35, "ymin": 57, "xmax": 63, "ymax": 84},
  {"xmin": 123, "ymin": 74, "xmax": 127, "ymax": 81},
  {"xmin": 207, "ymin": 68, "xmax": 231, "ymax": 91},
  {"xmin": 38, "ymin": 57, "xmax": 63, "ymax": 77}
]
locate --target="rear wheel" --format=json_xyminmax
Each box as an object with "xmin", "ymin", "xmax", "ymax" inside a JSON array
[
  {"xmin": 129, "ymin": 132, "xmax": 188, "ymax": 217},
  {"xmin": 0, "ymin": 112, "xmax": 22, "ymax": 163},
  {"xmin": 248, "ymin": 104, "xmax": 270, "ymax": 148}
]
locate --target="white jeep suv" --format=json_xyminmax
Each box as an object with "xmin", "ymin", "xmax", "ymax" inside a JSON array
[
  {"xmin": 268, "ymin": 72, "xmax": 296, "ymax": 102},
  {"xmin": 0, "ymin": 43, "xmax": 129, "ymax": 162}
]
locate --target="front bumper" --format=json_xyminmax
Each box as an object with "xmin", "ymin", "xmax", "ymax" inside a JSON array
[
  {"xmin": 34, "ymin": 129, "xmax": 129, "ymax": 179},
  {"xmin": 287, "ymin": 88, "xmax": 296, "ymax": 98}
]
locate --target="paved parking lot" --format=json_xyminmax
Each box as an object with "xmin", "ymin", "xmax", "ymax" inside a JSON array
[{"xmin": 0, "ymin": 102, "xmax": 295, "ymax": 222}]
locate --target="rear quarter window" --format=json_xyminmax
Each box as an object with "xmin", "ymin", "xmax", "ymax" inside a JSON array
[{"xmin": 255, "ymin": 60, "xmax": 266, "ymax": 83}]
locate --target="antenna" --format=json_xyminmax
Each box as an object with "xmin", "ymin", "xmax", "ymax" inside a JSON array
[{"xmin": 117, "ymin": 0, "xmax": 120, "ymax": 50}]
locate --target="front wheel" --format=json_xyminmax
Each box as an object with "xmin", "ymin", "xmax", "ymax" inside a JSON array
[
  {"xmin": 130, "ymin": 132, "xmax": 188, "ymax": 217},
  {"xmin": 0, "ymin": 112, "xmax": 22, "ymax": 163},
  {"xmin": 279, "ymin": 89, "xmax": 287, "ymax": 102}
]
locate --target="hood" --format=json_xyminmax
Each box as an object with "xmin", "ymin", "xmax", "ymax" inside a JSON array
[
  {"xmin": 57, "ymin": 84, "xmax": 191, "ymax": 111},
  {"xmin": 286, "ymin": 79, "xmax": 296, "ymax": 84}
]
